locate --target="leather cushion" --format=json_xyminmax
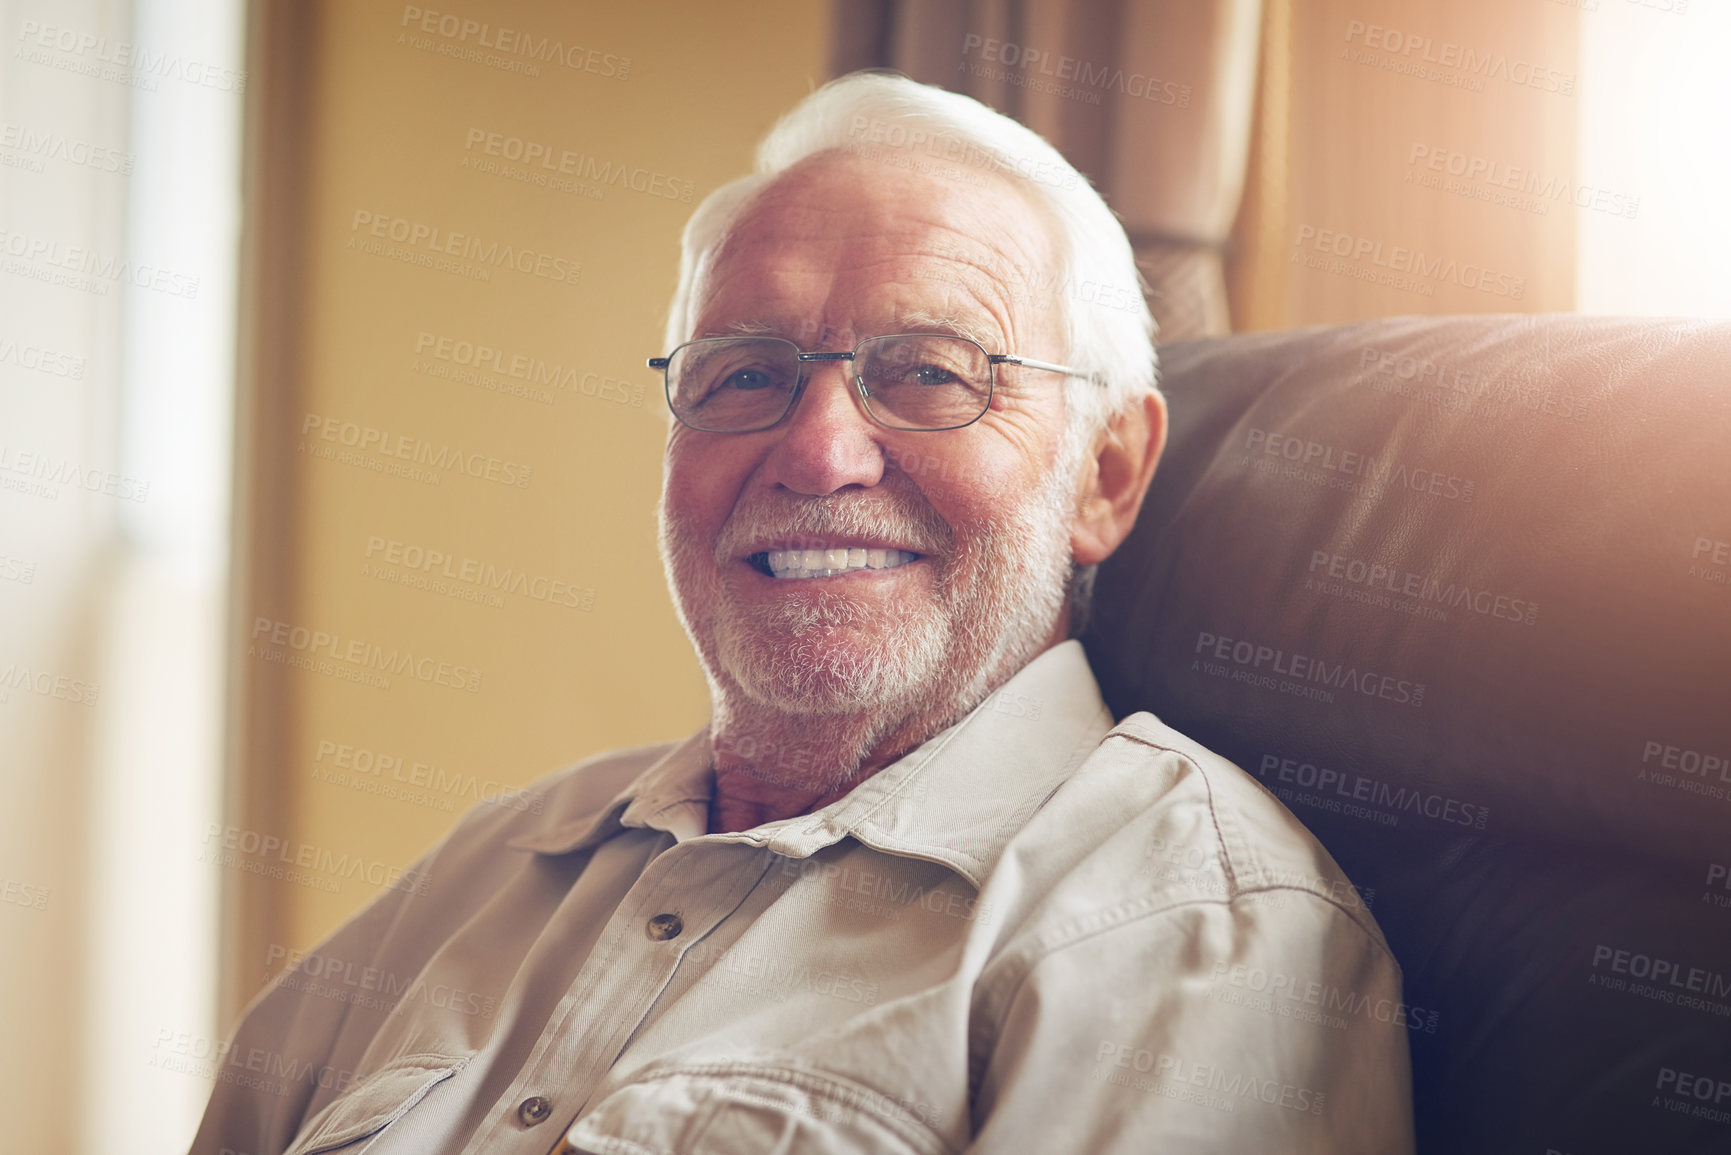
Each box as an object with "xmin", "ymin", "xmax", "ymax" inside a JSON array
[
  {"xmin": 1083, "ymin": 314, "xmax": 1731, "ymax": 1152},
  {"xmin": 1086, "ymin": 314, "xmax": 1731, "ymax": 866}
]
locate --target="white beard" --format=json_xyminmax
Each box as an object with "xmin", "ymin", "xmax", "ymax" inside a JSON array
[{"xmin": 660, "ymin": 432, "xmax": 1087, "ymax": 760}]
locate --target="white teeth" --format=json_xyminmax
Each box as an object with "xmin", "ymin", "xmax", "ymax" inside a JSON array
[{"xmin": 762, "ymin": 547, "xmax": 919, "ymax": 579}]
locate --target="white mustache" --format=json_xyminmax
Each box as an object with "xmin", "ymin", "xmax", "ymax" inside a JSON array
[{"xmin": 716, "ymin": 489, "xmax": 953, "ymax": 564}]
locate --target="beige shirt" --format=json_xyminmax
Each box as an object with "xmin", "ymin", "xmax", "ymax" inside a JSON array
[{"xmin": 191, "ymin": 641, "xmax": 1414, "ymax": 1154}]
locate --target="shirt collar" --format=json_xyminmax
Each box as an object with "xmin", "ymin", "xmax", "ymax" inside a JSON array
[
  {"xmin": 505, "ymin": 728, "xmax": 714, "ymax": 856},
  {"xmin": 509, "ymin": 641, "xmax": 1114, "ymax": 889}
]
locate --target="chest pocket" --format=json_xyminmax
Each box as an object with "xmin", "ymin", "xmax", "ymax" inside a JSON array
[
  {"xmin": 563, "ymin": 1058, "xmax": 955, "ymax": 1155},
  {"xmin": 282, "ymin": 1053, "xmax": 468, "ymax": 1155}
]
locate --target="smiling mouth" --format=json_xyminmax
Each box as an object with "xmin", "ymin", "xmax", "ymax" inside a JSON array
[{"xmin": 748, "ymin": 547, "xmax": 923, "ymax": 579}]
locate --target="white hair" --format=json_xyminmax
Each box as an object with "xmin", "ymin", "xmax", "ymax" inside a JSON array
[{"xmin": 662, "ymin": 71, "xmax": 1158, "ymax": 438}]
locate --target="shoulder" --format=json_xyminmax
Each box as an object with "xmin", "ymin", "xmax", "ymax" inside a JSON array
[
  {"xmin": 968, "ymin": 713, "xmax": 1417, "ymax": 1153},
  {"xmin": 987, "ymin": 711, "xmax": 1390, "ymax": 960},
  {"xmin": 284, "ymin": 740, "xmax": 684, "ymax": 986},
  {"xmin": 1097, "ymin": 713, "xmax": 1381, "ymax": 934}
]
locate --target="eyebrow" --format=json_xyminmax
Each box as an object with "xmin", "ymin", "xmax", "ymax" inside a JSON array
[
  {"xmin": 719, "ymin": 320, "xmax": 777, "ymax": 337},
  {"xmin": 894, "ymin": 309, "xmax": 998, "ymax": 349}
]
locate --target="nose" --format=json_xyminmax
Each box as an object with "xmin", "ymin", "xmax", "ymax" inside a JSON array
[{"xmin": 759, "ymin": 357, "xmax": 887, "ymax": 496}]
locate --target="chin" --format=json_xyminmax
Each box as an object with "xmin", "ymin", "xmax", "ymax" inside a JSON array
[{"xmin": 715, "ymin": 599, "xmax": 953, "ymax": 716}]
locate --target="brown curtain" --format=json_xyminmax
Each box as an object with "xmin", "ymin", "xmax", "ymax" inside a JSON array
[
  {"xmin": 1227, "ymin": 0, "xmax": 1579, "ymax": 330},
  {"xmin": 833, "ymin": 0, "xmax": 1264, "ymax": 342}
]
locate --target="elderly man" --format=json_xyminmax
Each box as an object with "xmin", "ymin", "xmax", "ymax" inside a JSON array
[{"xmin": 193, "ymin": 74, "xmax": 1413, "ymax": 1154}]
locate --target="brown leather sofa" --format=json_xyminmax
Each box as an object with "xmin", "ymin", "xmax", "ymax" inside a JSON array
[{"xmin": 1085, "ymin": 315, "xmax": 1731, "ymax": 1154}]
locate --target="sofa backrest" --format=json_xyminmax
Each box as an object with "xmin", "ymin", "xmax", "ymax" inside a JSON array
[
  {"xmin": 1088, "ymin": 314, "xmax": 1731, "ymax": 866},
  {"xmin": 1085, "ymin": 315, "xmax": 1731, "ymax": 1153}
]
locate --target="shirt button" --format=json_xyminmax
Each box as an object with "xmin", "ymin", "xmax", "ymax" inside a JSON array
[
  {"xmin": 646, "ymin": 912, "xmax": 684, "ymax": 940},
  {"xmin": 517, "ymin": 1095, "xmax": 553, "ymax": 1126}
]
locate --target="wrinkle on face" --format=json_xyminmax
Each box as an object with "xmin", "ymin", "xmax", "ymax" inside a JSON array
[
  {"xmin": 695, "ymin": 151, "xmax": 1062, "ymax": 363},
  {"xmin": 659, "ymin": 150, "xmax": 1084, "ymax": 799}
]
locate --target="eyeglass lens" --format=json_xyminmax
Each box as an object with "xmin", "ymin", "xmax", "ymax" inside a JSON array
[{"xmin": 666, "ymin": 335, "xmax": 992, "ymax": 431}]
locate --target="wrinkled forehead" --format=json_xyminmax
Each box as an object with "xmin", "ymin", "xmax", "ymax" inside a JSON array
[{"xmin": 691, "ymin": 150, "xmax": 1063, "ymax": 348}]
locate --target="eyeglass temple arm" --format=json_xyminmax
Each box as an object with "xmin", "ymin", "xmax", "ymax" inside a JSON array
[{"xmin": 993, "ymin": 354, "xmax": 1105, "ymax": 386}]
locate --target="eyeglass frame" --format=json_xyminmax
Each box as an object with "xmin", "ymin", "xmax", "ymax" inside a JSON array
[{"xmin": 647, "ymin": 333, "xmax": 1103, "ymax": 433}]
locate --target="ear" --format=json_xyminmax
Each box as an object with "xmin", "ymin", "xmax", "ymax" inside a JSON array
[{"xmin": 1071, "ymin": 390, "xmax": 1168, "ymax": 567}]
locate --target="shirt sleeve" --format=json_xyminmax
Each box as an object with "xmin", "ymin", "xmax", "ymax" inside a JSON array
[{"xmin": 966, "ymin": 890, "xmax": 1416, "ymax": 1154}]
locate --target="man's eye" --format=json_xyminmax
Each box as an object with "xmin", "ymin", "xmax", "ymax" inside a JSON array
[
  {"xmin": 718, "ymin": 368, "xmax": 776, "ymax": 391},
  {"xmin": 909, "ymin": 364, "xmax": 960, "ymax": 387}
]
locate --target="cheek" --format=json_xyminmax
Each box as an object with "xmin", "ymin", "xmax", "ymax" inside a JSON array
[
  {"xmin": 665, "ymin": 439, "xmax": 751, "ymax": 532},
  {"xmin": 915, "ymin": 450, "xmax": 1044, "ymax": 527},
  {"xmin": 916, "ymin": 413, "xmax": 1062, "ymax": 521}
]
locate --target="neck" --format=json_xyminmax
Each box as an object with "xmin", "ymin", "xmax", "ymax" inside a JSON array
[
  {"xmin": 706, "ymin": 624, "xmax": 1071, "ymax": 833},
  {"xmin": 706, "ymin": 698, "xmax": 942, "ymax": 832}
]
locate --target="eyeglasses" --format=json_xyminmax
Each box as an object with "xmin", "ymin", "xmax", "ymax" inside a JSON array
[{"xmin": 648, "ymin": 333, "xmax": 1099, "ymax": 433}]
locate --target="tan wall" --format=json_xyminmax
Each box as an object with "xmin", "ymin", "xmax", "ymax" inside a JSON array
[{"xmin": 238, "ymin": 0, "xmax": 829, "ymax": 993}]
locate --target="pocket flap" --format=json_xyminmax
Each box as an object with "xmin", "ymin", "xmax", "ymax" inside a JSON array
[
  {"xmin": 565, "ymin": 1060, "xmax": 953, "ymax": 1155},
  {"xmin": 285, "ymin": 1053, "xmax": 467, "ymax": 1155}
]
